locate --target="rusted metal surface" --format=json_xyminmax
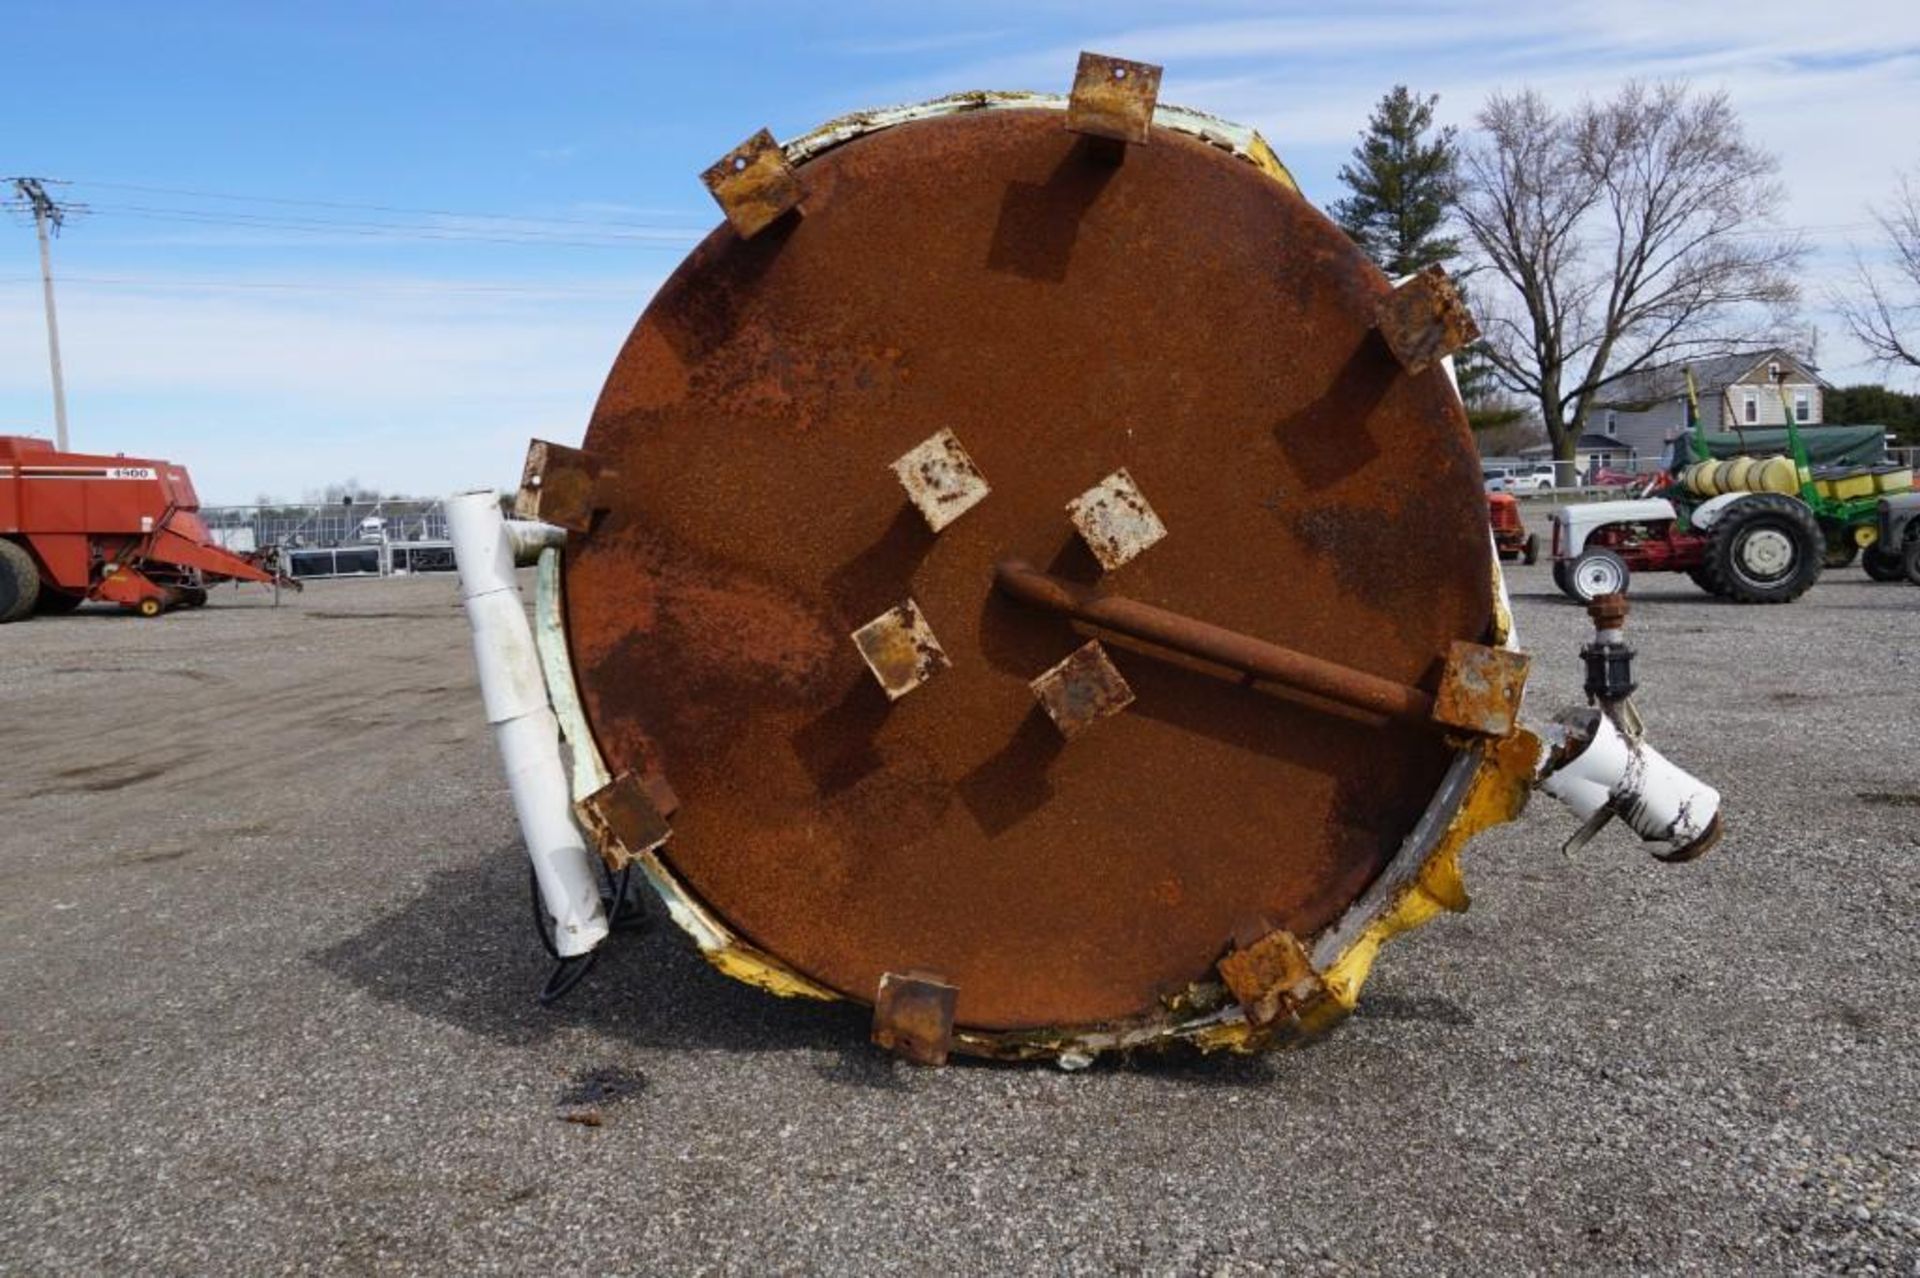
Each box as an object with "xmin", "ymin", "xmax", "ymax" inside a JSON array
[
  {"xmin": 1587, "ymin": 592, "xmax": 1630, "ymax": 633},
  {"xmin": 891, "ymin": 429, "xmax": 992, "ymax": 533},
  {"xmin": 1431, "ymin": 641, "xmax": 1531, "ymax": 739},
  {"xmin": 994, "ymin": 559, "xmax": 1438, "ymax": 726},
  {"xmin": 851, "ymin": 599, "xmax": 950, "ymax": 700},
  {"xmin": 871, "ymin": 970, "xmax": 958, "ymax": 1065},
  {"xmin": 562, "ymin": 102, "xmax": 1493, "ymax": 1035},
  {"xmin": 1066, "ymin": 468, "xmax": 1167, "ymax": 571},
  {"xmin": 1029, "ymin": 640, "xmax": 1135, "ymax": 739},
  {"xmin": 576, "ymin": 771, "xmax": 677, "ymax": 871},
  {"xmin": 1376, "ymin": 265, "xmax": 1481, "ymax": 374},
  {"xmin": 1217, "ymin": 928, "xmax": 1321, "ymax": 1028},
  {"xmin": 513, "ymin": 439, "xmax": 603, "ymax": 532},
  {"xmin": 700, "ymin": 128, "xmax": 804, "ymax": 238},
  {"xmin": 1065, "ymin": 52, "xmax": 1162, "ymax": 146}
]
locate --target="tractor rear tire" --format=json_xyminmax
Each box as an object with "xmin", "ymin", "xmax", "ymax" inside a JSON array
[
  {"xmin": 1700, "ymin": 495, "xmax": 1823, "ymax": 604},
  {"xmin": 1905, "ymin": 535, "xmax": 1920, "ymax": 587},
  {"xmin": 1863, "ymin": 543, "xmax": 1905, "ymax": 582},
  {"xmin": 0, "ymin": 540, "xmax": 42, "ymax": 623},
  {"xmin": 1566, "ymin": 547, "xmax": 1631, "ymax": 603},
  {"xmin": 1686, "ymin": 566, "xmax": 1720, "ymax": 596},
  {"xmin": 1551, "ymin": 560, "xmax": 1575, "ymax": 599},
  {"xmin": 34, "ymin": 589, "xmax": 84, "ymax": 614},
  {"xmin": 1522, "ymin": 533, "xmax": 1539, "ymax": 566}
]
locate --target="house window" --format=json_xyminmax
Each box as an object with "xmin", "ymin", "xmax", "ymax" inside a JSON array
[
  {"xmin": 1743, "ymin": 390, "xmax": 1758, "ymax": 424},
  {"xmin": 1794, "ymin": 391, "xmax": 1810, "ymax": 423}
]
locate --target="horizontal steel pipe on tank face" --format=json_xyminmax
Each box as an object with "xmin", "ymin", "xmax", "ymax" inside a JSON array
[
  {"xmin": 992, "ymin": 559, "xmax": 1437, "ymax": 726},
  {"xmin": 447, "ymin": 490, "xmax": 608, "ymax": 958}
]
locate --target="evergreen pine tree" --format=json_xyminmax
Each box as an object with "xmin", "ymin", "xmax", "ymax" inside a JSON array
[{"xmin": 1331, "ymin": 86, "xmax": 1460, "ymax": 276}]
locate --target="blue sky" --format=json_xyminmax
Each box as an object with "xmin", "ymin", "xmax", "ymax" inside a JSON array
[{"xmin": 3, "ymin": 0, "xmax": 1918, "ymax": 502}]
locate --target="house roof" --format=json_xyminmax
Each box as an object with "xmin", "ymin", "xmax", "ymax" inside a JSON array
[
  {"xmin": 1520, "ymin": 432, "xmax": 1627, "ymax": 457},
  {"xmin": 1596, "ymin": 348, "xmax": 1829, "ymax": 409}
]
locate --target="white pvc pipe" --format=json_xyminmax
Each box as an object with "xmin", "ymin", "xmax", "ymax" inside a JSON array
[
  {"xmin": 447, "ymin": 490, "xmax": 609, "ymax": 957},
  {"xmin": 1538, "ymin": 711, "xmax": 1721, "ymax": 854}
]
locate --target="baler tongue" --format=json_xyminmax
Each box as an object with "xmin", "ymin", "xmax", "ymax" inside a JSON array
[
  {"xmin": 149, "ymin": 516, "xmax": 300, "ymax": 592},
  {"xmin": 450, "ymin": 52, "xmax": 1724, "ymax": 1066}
]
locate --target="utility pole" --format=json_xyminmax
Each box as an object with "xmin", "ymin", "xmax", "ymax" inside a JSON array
[{"xmin": 7, "ymin": 178, "xmax": 79, "ymax": 450}]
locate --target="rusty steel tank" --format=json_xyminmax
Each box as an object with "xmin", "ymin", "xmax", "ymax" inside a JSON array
[{"xmin": 450, "ymin": 53, "xmax": 1723, "ymax": 1067}]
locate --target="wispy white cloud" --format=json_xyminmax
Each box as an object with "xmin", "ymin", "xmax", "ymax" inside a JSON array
[{"xmin": 0, "ymin": 269, "xmax": 663, "ymax": 500}]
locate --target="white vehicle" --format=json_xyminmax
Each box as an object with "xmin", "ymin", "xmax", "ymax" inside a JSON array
[
  {"xmin": 1506, "ymin": 463, "xmax": 1557, "ymax": 493},
  {"xmin": 356, "ymin": 516, "xmax": 388, "ymax": 544},
  {"xmin": 1483, "ymin": 462, "xmax": 1556, "ymax": 494}
]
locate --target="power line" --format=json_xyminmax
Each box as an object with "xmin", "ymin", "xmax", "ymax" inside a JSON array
[
  {"xmin": 85, "ymin": 202, "xmax": 701, "ymax": 248},
  {"xmin": 50, "ymin": 176, "xmax": 705, "ymax": 231},
  {"xmin": 0, "ymin": 273, "xmax": 647, "ymax": 297}
]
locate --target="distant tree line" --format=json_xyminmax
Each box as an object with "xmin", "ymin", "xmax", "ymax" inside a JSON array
[{"xmin": 1826, "ymin": 385, "xmax": 1920, "ymax": 444}]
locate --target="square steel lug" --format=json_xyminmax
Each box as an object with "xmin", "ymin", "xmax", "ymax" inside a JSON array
[
  {"xmin": 1217, "ymin": 928, "xmax": 1321, "ymax": 1028},
  {"xmin": 871, "ymin": 970, "xmax": 958, "ymax": 1066},
  {"xmin": 514, "ymin": 439, "xmax": 603, "ymax": 532},
  {"xmin": 1376, "ymin": 265, "xmax": 1481, "ymax": 374},
  {"xmin": 1065, "ymin": 52, "xmax": 1163, "ymax": 146},
  {"xmin": 852, "ymin": 600, "xmax": 951, "ymax": 701},
  {"xmin": 1431, "ymin": 641, "xmax": 1531, "ymax": 738},
  {"xmin": 890, "ymin": 429, "xmax": 991, "ymax": 533},
  {"xmin": 575, "ymin": 771, "xmax": 677, "ymax": 871},
  {"xmin": 1066, "ymin": 467, "xmax": 1167, "ymax": 571},
  {"xmin": 1031, "ymin": 640, "xmax": 1135, "ymax": 739},
  {"xmin": 700, "ymin": 128, "xmax": 804, "ymax": 238}
]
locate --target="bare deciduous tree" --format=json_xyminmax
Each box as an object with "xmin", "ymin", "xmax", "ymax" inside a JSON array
[
  {"xmin": 1836, "ymin": 170, "xmax": 1920, "ymax": 369},
  {"xmin": 1457, "ymin": 82, "xmax": 1802, "ymax": 462}
]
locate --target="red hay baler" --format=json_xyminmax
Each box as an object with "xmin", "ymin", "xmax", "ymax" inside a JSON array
[{"xmin": 0, "ymin": 434, "xmax": 296, "ymax": 621}]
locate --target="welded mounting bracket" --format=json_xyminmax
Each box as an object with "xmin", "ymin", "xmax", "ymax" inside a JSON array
[
  {"xmin": 1066, "ymin": 467, "xmax": 1167, "ymax": 571},
  {"xmin": 1217, "ymin": 928, "xmax": 1323, "ymax": 1029},
  {"xmin": 1376, "ymin": 265, "xmax": 1481, "ymax": 374},
  {"xmin": 852, "ymin": 599, "xmax": 951, "ymax": 701},
  {"xmin": 1432, "ymin": 641, "xmax": 1531, "ymax": 739},
  {"xmin": 575, "ymin": 772, "xmax": 680, "ymax": 872},
  {"xmin": 1066, "ymin": 52, "xmax": 1163, "ymax": 148},
  {"xmin": 1030, "ymin": 640, "xmax": 1135, "ymax": 739},
  {"xmin": 872, "ymin": 970, "xmax": 959, "ymax": 1065},
  {"xmin": 891, "ymin": 428, "xmax": 991, "ymax": 533},
  {"xmin": 700, "ymin": 128, "xmax": 804, "ymax": 238},
  {"xmin": 514, "ymin": 439, "xmax": 604, "ymax": 533}
]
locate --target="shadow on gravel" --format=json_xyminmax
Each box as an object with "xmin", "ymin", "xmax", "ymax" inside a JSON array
[
  {"xmin": 313, "ymin": 847, "xmax": 1480, "ymax": 1087},
  {"xmin": 314, "ymin": 852, "xmax": 1372, "ymax": 1088},
  {"xmin": 311, "ymin": 850, "xmax": 871, "ymax": 1058}
]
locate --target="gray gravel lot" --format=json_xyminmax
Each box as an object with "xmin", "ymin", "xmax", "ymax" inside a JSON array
[{"xmin": 2, "ymin": 563, "xmax": 1916, "ymax": 1275}]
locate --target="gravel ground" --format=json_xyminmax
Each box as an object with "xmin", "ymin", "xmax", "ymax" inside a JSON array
[{"xmin": 2, "ymin": 563, "xmax": 1916, "ymax": 1275}]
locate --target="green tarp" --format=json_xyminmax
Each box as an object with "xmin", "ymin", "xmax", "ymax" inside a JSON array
[{"xmin": 1700, "ymin": 426, "xmax": 1887, "ymax": 466}]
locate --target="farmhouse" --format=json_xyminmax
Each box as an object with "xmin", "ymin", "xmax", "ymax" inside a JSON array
[{"xmin": 1593, "ymin": 348, "xmax": 1829, "ymax": 462}]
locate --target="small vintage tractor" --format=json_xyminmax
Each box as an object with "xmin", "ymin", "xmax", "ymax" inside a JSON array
[
  {"xmin": 0, "ymin": 434, "xmax": 296, "ymax": 621},
  {"xmin": 1488, "ymin": 492, "xmax": 1539, "ymax": 564},
  {"xmin": 1549, "ymin": 371, "xmax": 1910, "ymax": 603}
]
